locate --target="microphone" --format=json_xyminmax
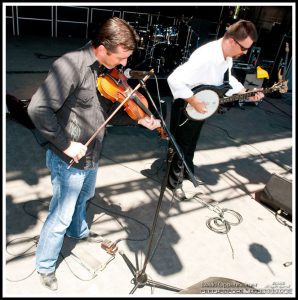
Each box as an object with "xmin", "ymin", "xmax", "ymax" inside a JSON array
[{"xmin": 123, "ymin": 68, "xmax": 154, "ymax": 79}]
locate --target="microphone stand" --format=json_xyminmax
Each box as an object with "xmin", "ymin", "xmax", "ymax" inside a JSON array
[
  {"xmin": 140, "ymin": 78, "xmax": 198, "ymax": 188},
  {"xmin": 118, "ymin": 77, "xmax": 198, "ymax": 294}
]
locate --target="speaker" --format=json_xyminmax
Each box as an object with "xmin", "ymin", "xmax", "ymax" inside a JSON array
[{"xmin": 255, "ymin": 174, "xmax": 292, "ymax": 221}]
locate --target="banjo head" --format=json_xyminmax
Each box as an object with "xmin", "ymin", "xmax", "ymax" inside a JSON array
[{"xmin": 185, "ymin": 89, "xmax": 220, "ymax": 121}]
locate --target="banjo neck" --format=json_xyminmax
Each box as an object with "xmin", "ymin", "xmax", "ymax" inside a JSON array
[
  {"xmin": 219, "ymin": 86, "xmax": 275, "ymax": 105},
  {"xmin": 184, "ymin": 80, "xmax": 287, "ymax": 122}
]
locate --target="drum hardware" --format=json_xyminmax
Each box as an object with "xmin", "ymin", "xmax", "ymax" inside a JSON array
[
  {"xmin": 152, "ymin": 43, "xmax": 182, "ymax": 74},
  {"xmin": 137, "ymin": 31, "xmax": 149, "ymax": 49},
  {"xmin": 181, "ymin": 27, "xmax": 200, "ymax": 62},
  {"xmin": 148, "ymin": 42, "xmax": 166, "ymax": 74},
  {"xmin": 149, "ymin": 24, "xmax": 166, "ymax": 43},
  {"xmin": 181, "ymin": 25, "xmax": 193, "ymax": 62},
  {"xmin": 152, "ymin": 42, "xmax": 182, "ymax": 74},
  {"xmin": 130, "ymin": 25, "xmax": 183, "ymax": 75},
  {"xmin": 164, "ymin": 26, "xmax": 178, "ymax": 44}
]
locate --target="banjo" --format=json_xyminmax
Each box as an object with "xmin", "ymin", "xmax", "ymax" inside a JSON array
[{"xmin": 184, "ymin": 80, "xmax": 288, "ymax": 121}]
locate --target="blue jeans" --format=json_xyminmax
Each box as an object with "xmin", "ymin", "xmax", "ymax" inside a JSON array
[{"xmin": 36, "ymin": 149, "xmax": 98, "ymax": 274}]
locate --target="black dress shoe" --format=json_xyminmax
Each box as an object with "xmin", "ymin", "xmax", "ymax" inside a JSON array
[
  {"xmin": 38, "ymin": 272, "xmax": 58, "ymax": 291},
  {"xmin": 174, "ymin": 187, "xmax": 187, "ymax": 201},
  {"xmin": 185, "ymin": 175, "xmax": 204, "ymax": 185}
]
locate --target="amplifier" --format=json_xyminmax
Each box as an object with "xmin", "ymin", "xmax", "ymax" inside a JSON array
[{"xmin": 255, "ymin": 174, "xmax": 292, "ymax": 221}]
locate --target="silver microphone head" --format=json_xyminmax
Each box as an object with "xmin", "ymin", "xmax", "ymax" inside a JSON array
[{"xmin": 123, "ymin": 68, "xmax": 132, "ymax": 79}]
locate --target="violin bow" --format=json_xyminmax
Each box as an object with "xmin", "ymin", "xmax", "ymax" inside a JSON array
[{"xmin": 67, "ymin": 70, "xmax": 153, "ymax": 169}]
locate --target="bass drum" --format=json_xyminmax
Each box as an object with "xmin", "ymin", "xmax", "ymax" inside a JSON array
[{"xmin": 153, "ymin": 43, "xmax": 182, "ymax": 74}]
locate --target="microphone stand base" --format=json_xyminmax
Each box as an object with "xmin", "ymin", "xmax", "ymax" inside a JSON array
[{"xmin": 119, "ymin": 247, "xmax": 182, "ymax": 294}]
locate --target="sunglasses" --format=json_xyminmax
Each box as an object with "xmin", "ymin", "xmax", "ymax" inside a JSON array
[{"xmin": 233, "ymin": 38, "xmax": 250, "ymax": 51}]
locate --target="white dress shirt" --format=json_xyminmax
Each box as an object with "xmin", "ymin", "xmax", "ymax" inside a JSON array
[{"xmin": 167, "ymin": 38, "xmax": 244, "ymax": 99}]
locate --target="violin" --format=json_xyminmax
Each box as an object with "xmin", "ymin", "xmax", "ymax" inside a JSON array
[{"xmin": 96, "ymin": 68, "xmax": 167, "ymax": 139}]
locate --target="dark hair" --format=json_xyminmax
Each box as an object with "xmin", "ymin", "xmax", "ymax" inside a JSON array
[
  {"xmin": 91, "ymin": 17, "xmax": 139, "ymax": 52},
  {"xmin": 224, "ymin": 19, "xmax": 258, "ymax": 42}
]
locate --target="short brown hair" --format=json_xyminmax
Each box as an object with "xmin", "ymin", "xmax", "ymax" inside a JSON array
[
  {"xmin": 91, "ymin": 17, "xmax": 139, "ymax": 52},
  {"xmin": 224, "ymin": 19, "xmax": 258, "ymax": 42}
]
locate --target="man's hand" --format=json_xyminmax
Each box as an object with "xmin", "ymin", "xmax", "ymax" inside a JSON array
[
  {"xmin": 186, "ymin": 96, "xmax": 208, "ymax": 113},
  {"xmin": 63, "ymin": 141, "xmax": 87, "ymax": 163},
  {"xmin": 240, "ymin": 87, "xmax": 264, "ymax": 102},
  {"xmin": 138, "ymin": 115, "xmax": 161, "ymax": 130},
  {"xmin": 248, "ymin": 91, "xmax": 265, "ymax": 102}
]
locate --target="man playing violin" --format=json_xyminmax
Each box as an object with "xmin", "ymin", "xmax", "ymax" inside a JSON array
[{"xmin": 28, "ymin": 16, "xmax": 161, "ymax": 291}]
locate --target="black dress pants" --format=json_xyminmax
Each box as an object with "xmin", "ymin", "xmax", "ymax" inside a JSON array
[{"xmin": 167, "ymin": 98, "xmax": 205, "ymax": 189}]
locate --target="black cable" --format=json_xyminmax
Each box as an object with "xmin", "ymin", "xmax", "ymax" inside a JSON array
[
  {"xmin": 6, "ymin": 195, "xmax": 151, "ymax": 283},
  {"xmin": 6, "ymin": 236, "xmax": 39, "ymax": 282},
  {"xmin": 275, "ymin": 210, "xmax": 292, "ymax": 231},
  {"xmin": 89, "ymin": 199, "xmax": 151, "ymax": 244},
  {"xmin": 258, "ymin": 97, "xmax": 292, "ymax": 118},
  {"xmin": 22, "ymin": 200, "xmax": 49, "ymax": 224},
  {"xmin": 153, "ymin": 73, "xmax": 164, "ymax": 117},
  {"xmin": 254, "ymin": 106, "xmax": 292, "ymax": 130},
  {"xmin": 98, "ymin": 153, "xmax": 178, "ymax": 265},
  {"xmin": 58, "ymin": 251, "xmax": 99, "ymax": 282}
]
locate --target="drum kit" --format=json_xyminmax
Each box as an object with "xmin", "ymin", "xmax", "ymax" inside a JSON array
[{"xmin": 129, "ymin": 23, "xmax": 185, "ymax": 75}]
